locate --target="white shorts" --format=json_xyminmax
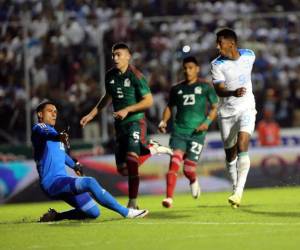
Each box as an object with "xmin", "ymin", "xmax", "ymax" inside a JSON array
[{"xmin": 218, "ymin": 109, "xmax": 257, "ymax": 149}]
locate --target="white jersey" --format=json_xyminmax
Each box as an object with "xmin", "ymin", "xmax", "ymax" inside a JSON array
[{"xmin": 211, "ymin": 49, "xmax": 256, "ymax": 117}]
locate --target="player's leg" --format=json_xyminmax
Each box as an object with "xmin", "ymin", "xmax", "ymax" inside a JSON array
[
  {"xmin": 76, "ymin": 177, "xmax": 149, "ymax": 218},
  {"xmin": 138, "ymin": 118, "xmax": 172, "ymax": 166},
  {"xmin": 218, "ymin": 116, "xmax": 239, "ymax": 193},
  {"xmin": 185, "ymin": 138, "xmax": 204, "ymax": 199},
  {"xmin": 234, "ymin": 110, "xmax": 256, "ymax": 202},
  {"xmin": 55, "ymin": 193, "xmax": 100, "ymax": 221},
  {"xmin": 115, "ymin": 136, "xmax": 128, "ymax": 176},
  {"xmin": 47, "ymin": 176, "xmax": 129, "ymax": 217},
  {"xmin": 162, "ymin": 134, "xmax": 185, "ymax": 208},
  {"xmin": 125, "ymin": 121, "xmax": 145, "ymax": 208},
  {"xmin": 126, "ymin": 152, "xmax": 140, "ymax": 208}
]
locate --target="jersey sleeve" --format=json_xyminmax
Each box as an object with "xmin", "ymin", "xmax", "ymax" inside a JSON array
[
  {"xmin": 211, "ymin": 63, "xmax": 225, "ymax": 84},
  {"xmin": 32, "ymin": 123, "xmax": 60, "ymax": 141},
  {"xmin": 65, "ymin": 154, "xmax": 76, "ymax": 168}
]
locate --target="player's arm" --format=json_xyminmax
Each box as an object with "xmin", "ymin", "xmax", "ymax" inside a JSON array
[
  {"xmin": 158, "ymin": 105, "xmax": 172, "ymax": 133},
  {"xmin": 195, "ymin": 103, "xmax": 218, "ymax": 132},
  {"xmin": 80, "ymin": 92, "xmax": 112, "ymax": 127},
  {"xmin": 113, "ymin": 93, "xmax": 153, "ymax": 120},
  {"xmin": 213, "ymin": 82, "xmax": 246, "ymax": 97},
  {"xmin": 33, "ymin": 124, "xmax": 66, "ymax": 142},
  {"xmin": 65, "ymin": 154, "xmax": 83, "ymax": 176}
]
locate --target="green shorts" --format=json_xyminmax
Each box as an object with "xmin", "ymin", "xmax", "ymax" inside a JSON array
[
  {"xmin": 169, "ymin": 131, "xmax": 206, "ymax": 162},
  {"xmin": 114, "ymin": 118, "xmax": 150, "ymax": 166}
]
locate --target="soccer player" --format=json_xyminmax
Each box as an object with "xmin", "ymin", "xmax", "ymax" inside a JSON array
[
  {"xmin": 158, "ymin": 56, "xmax": 218, "ymax": 208},
  {"xmin": 211, "ymin": 28, "xmax": 257, "ymax": 208},
  {"xmin": 80, "ymin": 43, "xmax": 172, "ymax": 209},
  {"xmin": 32, "ymin": 100, "xmax": 148, "ymax": 222}
]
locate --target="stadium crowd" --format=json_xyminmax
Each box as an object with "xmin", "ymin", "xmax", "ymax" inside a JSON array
[{"xmin": 1, "ymin": 0, "xmax": 300, "ymax": 145}]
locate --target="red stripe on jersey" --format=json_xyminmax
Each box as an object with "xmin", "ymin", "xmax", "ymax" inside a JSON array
[
  {"xmin": 129, "ymin": 64, "xmax": 144, "ymax": 80},
  {"xmin": 139, "ymin": 118, "xmax": 147, "ymax": 144}
]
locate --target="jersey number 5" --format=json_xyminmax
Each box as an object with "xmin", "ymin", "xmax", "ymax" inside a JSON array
[{"xmin": 183, "ymin": 94, "xmax": 195, "ymax": 106}]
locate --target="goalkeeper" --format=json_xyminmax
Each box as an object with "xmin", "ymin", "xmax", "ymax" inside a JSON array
[{"xmin": 32, "ymin": 100, "xmax": 148, "ymax": 222}]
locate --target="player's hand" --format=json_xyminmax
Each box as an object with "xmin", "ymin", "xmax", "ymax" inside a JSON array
[
  {"xmin": 60, "ymin": 132, "xmax": 70, "ymax": 149},
  {"xmin": 113, "ymin": 108, "xmax": 129, "ymax": 120},
  {"xmin": 195, "ymin": 123, "xmax": 209, "ymax": 132},
  {"xmin": 234, "ymin": 87, "xmax": 246, "ymax": 97},
  {"xmin": 73, "ymin": 161, "xmax": 84, "ymax": 176},
  {"xmin": 80, "ymin": 114, "xmax": 93, "ymax": 128},
  {"xmin": 158, "ymin": 121, "xmax": 167, "ymax": 133}
]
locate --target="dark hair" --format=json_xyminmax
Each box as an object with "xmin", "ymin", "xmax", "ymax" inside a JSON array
[
  {"xmin": 112, "ymin": 42, "xmax": 131, "ymax": 53},
  {"xmin": 216, "ymin": 28, "xmax": 238, "ymax": 43},
  {"xmin": 183, "ymin": 56, "xmax": 199, "ymax": 66},
  {"xmin": 36, "ymin": 100, "xmax": 56, "ymax": 113}
]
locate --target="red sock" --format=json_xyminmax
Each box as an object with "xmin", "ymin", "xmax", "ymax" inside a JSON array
[
  {"xmin": 126, "ymin": 154, "xmax": 140, "ymax": 199},
  {"xmin": 183, "ymin": 159, "xmax": 197, "ymax": 184},
  {"xmin": 166, "ymin": 152, "xmax": 183, "ymax": 198},
  {"xmin": 138, "ymin": 153, "xmax": 151, "ymax": 166}
]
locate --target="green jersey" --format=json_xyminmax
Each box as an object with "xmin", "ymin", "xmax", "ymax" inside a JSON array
[
  {"xmin": 168, "ymin": 80, "xmax": 218, "ymax": 134},
  {"xmin": 105, "ymin": 65, "xmax": 151, "ymax": 125}
]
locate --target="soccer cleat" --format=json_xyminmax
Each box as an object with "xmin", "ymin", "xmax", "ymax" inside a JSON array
[
  {"xmin": 190, "ymin": 180, "xmax": 201, "ymax": 199},
  {"xmin": 231, "ymin": 204, "xmax": 238, "ymax": 209},
  {"xmin": 39, "ymin": 208, "xmax": 59, "ymax": 222},
  {"xmin": 228, "ymin": 193, "xmax": 241, "ymax": 207},
  {"xmin": 149, "ymin": 139, "xmax": 173, "ymax": 156},
  {"xmin": 126, "ymin": 208, "xmax": 149, "ymax": 218},
  {"xmin": 162, "ymin": 197, "xmax": 173, "ymax": 208}
]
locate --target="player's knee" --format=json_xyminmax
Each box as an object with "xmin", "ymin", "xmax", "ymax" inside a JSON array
[
  {"xmin": 81, "ymin": 177, "xmax": 98, "ymax": 190},
  {"xmin": 169, "ymin": 151, "xmax": 184, "ymax": 172},
  {"xmin": 117, "ymin": 163, "xmax": 128, "ymax": 176},
  {"xmin": 85, "ymin": 205, "xmax": 100, "ymax": 219}
]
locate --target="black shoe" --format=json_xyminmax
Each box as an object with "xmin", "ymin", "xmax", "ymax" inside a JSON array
[{"xmin": 39, "ymin": 208, "xmax": 59, "ymax": 222}]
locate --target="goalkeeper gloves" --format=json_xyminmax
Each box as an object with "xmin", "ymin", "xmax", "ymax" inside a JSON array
[{"xmin": 73, "ymin": 159, "xmax": 84, "ymax": 176}]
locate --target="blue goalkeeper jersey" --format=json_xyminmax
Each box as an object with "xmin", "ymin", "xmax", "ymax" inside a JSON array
[{"xmin": 31, "ymin": 123, "xmax": 75, "ymax": 190}]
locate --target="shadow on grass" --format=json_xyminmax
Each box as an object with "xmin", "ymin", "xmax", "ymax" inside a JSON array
[
  {"xmin": 197, "ymin": 204, "xmax": 256, "ymax": 209},
  {"xmin": 147, "ymin": 210, "xmax": 191, "ymax": 219},
  {"xmin": 241, "ymin": 208, "xmax": 300, "ymax": 218},
  {"xmin": 0, "ymin": 217, "xmax": 124, "ymax": 225}
]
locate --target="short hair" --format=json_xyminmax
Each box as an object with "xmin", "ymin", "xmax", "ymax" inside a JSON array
[
  {"xmin": 36, "ymin": 100, "xmax": 56, "ymax": 113},
  {"xmin": 183, "ymin": 56, "xmax": 199, "ymax": 66},
  {"xmin": 112, "ymin": 42, "xmax": 131, "ymax": 54},
  {"xmin": 216, "ymin": 28, "xmax": 238, "ymax": 43}
]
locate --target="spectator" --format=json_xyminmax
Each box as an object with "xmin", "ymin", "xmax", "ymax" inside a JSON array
[{"xmin": 257, "ymin": 108, "xmax": 281, "ymax": 147}]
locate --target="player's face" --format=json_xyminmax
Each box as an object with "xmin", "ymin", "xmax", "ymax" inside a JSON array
[
  {"xmin": 216, "ymin": 37, "xmax": 235, "ymax": 57},
  {"xmin": 183, "ymin": 62, "xmax": 199, "ymax": 83},
  {"xmin": 38, "ymin": 104, "xmax": 57, "ymax": 126},
  {"xmin": 112, "ymin": 49, "xmax": 131, "ymax": 72}
]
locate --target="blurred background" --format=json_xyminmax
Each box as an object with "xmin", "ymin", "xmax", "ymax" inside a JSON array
[{"xmin": 1, "ymin": 0, "xmax": 300, "ymax": 203}]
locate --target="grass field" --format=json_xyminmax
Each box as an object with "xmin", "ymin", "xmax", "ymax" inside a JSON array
[{"xmin": 1, "ymin": 187, "xmax": 300, "ymax": 250}]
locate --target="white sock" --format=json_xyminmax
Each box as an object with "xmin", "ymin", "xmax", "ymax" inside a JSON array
[
  {"xmin": 226, "ymin": 157, "xmax": 238, "ymax": 192},
  {"xmin": 236, "ymin": 152, "xmax": 250, "ymax": 197}
]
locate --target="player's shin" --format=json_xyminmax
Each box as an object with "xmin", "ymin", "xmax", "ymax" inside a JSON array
[
  {"xmin": 226, "ymin": 157, "xmax": 238, "ymax": 192},
  {"xmin": 127, "ymin": 153, "xmax": 140, "ymax": 208},
  {"xmin": 75, "ymin": 177, "xmax": 128, "ymax": 217},
  {"xmin": 236, "ymin": 152, "xmax": 250, "ymax": 197},
  {"xmin": 183, "ymin": 159, "xmax": 197, "ymax": 184},
  {"xmin": 166, "ymin": 153, "xmax": 182, "ymax": 198},
  {"xmin": 183, "ymin": 159, "xmax": 200, "ymax": 198}
]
